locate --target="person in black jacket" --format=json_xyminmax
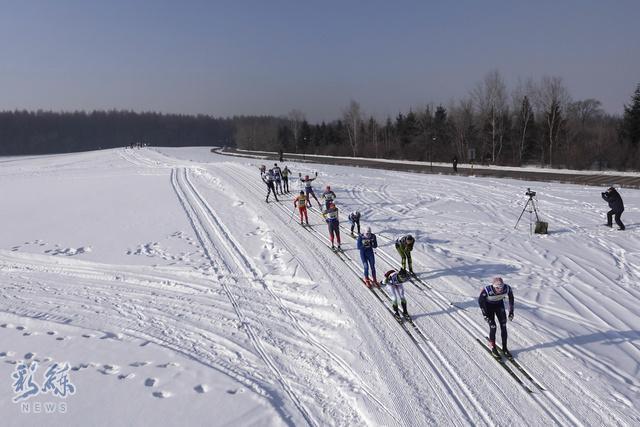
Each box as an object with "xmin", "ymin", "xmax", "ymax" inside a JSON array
[
  {"xmin": 602, "ymin": 187, "xmax": 625, "ymax": 230},
  {"xmin": 478, "ymin": 277, "xmax": 514, "ymax": 358}
]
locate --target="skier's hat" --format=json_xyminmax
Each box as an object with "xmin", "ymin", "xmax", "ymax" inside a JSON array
[{"xmin": 299, "ymin": 190, "xmax": 304, "ymax": 194}]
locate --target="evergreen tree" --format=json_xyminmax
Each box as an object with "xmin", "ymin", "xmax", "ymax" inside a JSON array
[{"xmin": 621, "ymin": 83, "xmax": 640, "ymax": 146}]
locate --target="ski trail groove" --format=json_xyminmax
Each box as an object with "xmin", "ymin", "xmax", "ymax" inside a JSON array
[{"xmin": 171, "ymin": 167, "xmax": 315, "ymax": 427}]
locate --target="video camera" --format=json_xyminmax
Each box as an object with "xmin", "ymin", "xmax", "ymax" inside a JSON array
[{"xmin": 525, "ymin": 188, "xmax": 536, "ymax": 197}]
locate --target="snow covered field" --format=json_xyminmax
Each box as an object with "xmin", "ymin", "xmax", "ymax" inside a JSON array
[{"xmin": 0, "ymin": 147, "xmax": 638, "ymax": 426}]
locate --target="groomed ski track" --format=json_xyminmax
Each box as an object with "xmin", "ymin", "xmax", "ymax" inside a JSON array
[{"xmin": 131, "ymin": 147, "xmax": 633, "ymax": 426}]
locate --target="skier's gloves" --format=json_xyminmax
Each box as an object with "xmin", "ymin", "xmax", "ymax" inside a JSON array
[{"xmin": 508, "ymin": 312, "xmax": 514, "ymax": 321}]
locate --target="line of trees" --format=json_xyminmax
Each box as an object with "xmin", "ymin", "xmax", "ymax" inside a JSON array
[
  {"xmin": 0, "ymin": 110, "xmax": 242, "ymax": 156},
  {"xmin": 248, "ymin": 73, "xmax": 639, "ymax": 171},
  {"xmin": 1, "ymin": 73, "xmax": 639, "ymax": 170}
]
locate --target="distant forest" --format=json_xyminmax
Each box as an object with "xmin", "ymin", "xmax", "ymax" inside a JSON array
[{"xmin": 1, "ymin": 72, "xmax": 639, "ymax": 170}]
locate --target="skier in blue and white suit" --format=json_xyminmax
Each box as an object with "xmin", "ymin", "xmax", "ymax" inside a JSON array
[
  {"xmin": 357, "ymin": 227, "xmax": 378, "ymax": 287},
  {"xmin": 478, "ymin": 277, "xmax": 514, "ymax": 356},
  {"xmin": 383, "ymin": 269, "xmax": 409, "ymax": 318}
]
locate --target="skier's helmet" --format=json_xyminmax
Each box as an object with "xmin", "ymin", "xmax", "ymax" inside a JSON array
[
  {"xmin": 300, "ymin": 190, "xmax": 304, "ymax": 195},
  {"xmin": 406, "ymin": 235, "xmax": 415, "ymax": 243},
  {"xmin": 365, "ymin": 226, "xmax": 372, "ymax": 237},
  {"xmin": 328, "ymin": 201, "xmax": 335, "ymax": 209},
  {"xmin": 492, "ymin": 277, "xmax": 504, "ymax": 291},
  {"xmin": 326, "ymin": 185, "xmax": 331, "ymax": 191},
  {"xmin": 305, "ymin": 175, "xmax": 309, "ymax": 180},
  {"xmin": 274, "ymin": 163, "xmax": 278, "ymax": 167}
]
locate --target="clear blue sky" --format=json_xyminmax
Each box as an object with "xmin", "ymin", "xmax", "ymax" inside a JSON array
[{"xmin": 0, "ymin": 0, "xmax": 638, "ymax": 121}]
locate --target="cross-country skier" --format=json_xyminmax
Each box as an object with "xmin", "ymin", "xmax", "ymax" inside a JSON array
[
  {"xmin": 601, "ymin": 187, "xmax": 625, "ymax": 230},
  {"xmin": 300, "ymin": 173, "xmax": 320, "ymax": 208},
  {"xmin": 382, "ymin": 269, "xmax": 410, "ymax": 319},
  {"xmin": 478, "ymin": 277, "xmax": 514, "ymax": 358},
  {"xmin": 261, "ymin": 169, "xmax": 279, "ymax": 203},
  {"xmin": 322, "ymin": 201, "xmax": 341, "ymax": 250},
  {"xmin": 357, "ymin": 226, "xmax": 378, "ymax": 287},
  {"xmin": 282, "ymin": 166, "xmax": 291, "ymax": 193},
  {"xmin": 395, "ymin": 235, "xmax": 415, "ymax": 274},
  {"xmin": 272, "ymin": 163, "xmax": 283, "ymax": 194},
  {"xmin": 259, "ymin": 164, "xmax": 266, "ymax": 174},
  {"xmin": 294, "ymin": 190, "xmax": 309, "ymax": 226},
  {"xmin": 322, "ymin": 185, "xmax": 337, "ymax": 210},
  {"xmin": 348, "ymin": 211, "xmax": 361, "ymax": 236}
]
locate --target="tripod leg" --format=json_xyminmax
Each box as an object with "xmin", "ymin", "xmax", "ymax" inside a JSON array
[
  {"xmin": 514, "ymin": 199, "xmax": 531, "ymax": 229},
  {"xmin": 532, "ymin": 200, "xmax": 541, "ymax": 222}
]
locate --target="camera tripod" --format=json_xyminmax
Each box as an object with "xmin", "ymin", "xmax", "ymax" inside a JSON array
[{"xmin": 514, "ymin": 194, "xmax": 541, "ymax": 232}]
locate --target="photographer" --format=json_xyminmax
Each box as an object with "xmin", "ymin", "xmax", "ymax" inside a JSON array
[{"xmin": 601, "ymin": 187, "xmax": 625, "ymax": 230}]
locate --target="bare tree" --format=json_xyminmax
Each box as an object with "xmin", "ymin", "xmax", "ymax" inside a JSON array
[
  {"xmin": 511, "ymin": 78, "xmax": 536, "ymax": 164},
  {"xmin": 472, "ymin": 70, "xmax": 507, "ymax": 163},
  {"xmin": 534, "ymin": 76, "xmax": 571, "ymax": 167},
  {"xmin": 288, "ymin": 109, "xmax": 305, "ymax": 153},
  {"xmin": 449, "ymin": 98, "xmax": 474, "ymax": 161},
  {"xmin": 343, "ymin": 100, "xmax": 362, "ymax": 157}
]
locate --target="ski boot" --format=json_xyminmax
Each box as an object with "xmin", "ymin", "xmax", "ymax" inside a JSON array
[
  {"xmin": 393, "ymin": 309, "xmax": 401, "ymax": 321},
  {"xmin": 363, "ymin": 277, "xmax": 372, "ymax": 288},
  {"xmin": 489, "ymin": 341, "xmax": 501, "ymax": 359},
  {"xmin": 401, "ymin": 301, "xmax": 410, "ymax": 320},
  {"xmin": 502, "ymin": 346, "xmax": 513, "ymax": 359}
]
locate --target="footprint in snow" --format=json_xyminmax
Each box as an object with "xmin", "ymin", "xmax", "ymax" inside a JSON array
[
  {"xmin": 99, "ymin": 365, "xmax": 120, "ymax": 375},
  {"xmin": 157, "ymin": 362, "xmax": 179, "ymax": 368},
  {"xmin": 152, "ymin": 391, "xmax": 171, "ymax": 398},
  {"xmin": 130, "ymin": 361, "xmax": 151, "ymax": 367},
  {"xmin": 194, "ymin": 384, "xmax": 209, "ymax": 394},
  {"xmin": 24, "ymin": 352, "xmax": 36, "ymax": 360},
  {"xmin": 145, "ymin": 378, "xmax": 157, "ymax": 387}
]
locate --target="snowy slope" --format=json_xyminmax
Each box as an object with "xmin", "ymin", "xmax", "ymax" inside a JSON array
[{"xmin": 0, "ymin": 147, "xmax": 638, "ymax": 426}]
